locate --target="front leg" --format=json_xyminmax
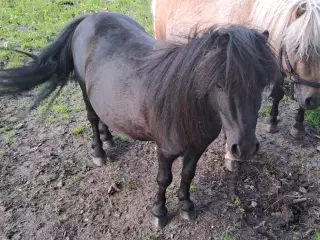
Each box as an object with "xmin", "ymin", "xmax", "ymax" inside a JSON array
[
  {"xmin": 177, "ymin": 150, "xmax": 203, "ymax": 221},
  {"xmin": 267, "ymin": 80, "xmax": 285, "ymax": 133},
  {"xmin": 151, "ymin": 150, "xmax": 177, "ymax": 229},
  {"xmin": 290, "ymin": 107, "xmax": 305, "ymax": 140}
]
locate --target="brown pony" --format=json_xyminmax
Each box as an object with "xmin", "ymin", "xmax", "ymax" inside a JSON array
[{"xmin": 152, "ymin": 0, "xmax": 320, "ymax": 142}]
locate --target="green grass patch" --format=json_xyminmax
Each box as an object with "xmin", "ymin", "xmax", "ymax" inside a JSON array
[
  {"xmin": 305, "ymin": 108, "xmax": 320, "ymax": 133},
  {"xmin": 1, "ymin": 151, "xmax": 9, "ymax": 157},
  {"xmin": 219, "ymin": 226, "xmax": 235, "ymax": 240},
  {"xmin": 233, "ymin": 196, "xmax": 245, "ymax": 215},
  {"xmin": 0, "ymin": 0, "xmax": 108, "ymax": 67},
  {"xmin": 107, "ymin": 0, "xmax": 153, "ymax": 35},
  {"xmin": 114, "ymin": 135, "xmax": 129, "ymax": 142},
  {"xmin": 4, "ymin": 130, "xmax": 16, "ymax": 145},
  {"xmin": 1, "ymin": 0, "xmax": 152, "ymax": 68},
  {"xmin": 259, "ymin": 105, "xmax": 272, "ymax": 117},
  {"xmin": 167, "ymin": 183, "xmax": 196, "ymax": 196},
  {"xmin": 166, "ymin": 185, "xmax": 179, "ymax": 197},
  {"xmin": 72, "ymin": 123, "xmax": 89, "ymax": 135},
  {"xmin": 220, "ymin": 236, "xmax": 235, "ymax": 240},
  {"xmin": 0, "ymin": 126, "xmax": 10, "ymax": 134},
  {"xmin": 316, "ymin": 231, "xmax": 320, "ymax": 240},
  {"xmin": 46, "ymin": 117, "xmax": 57, "ymax": 123},
  {"xmin": 190, "ymin": 183, "xmax": 196, "ymax": 193},
  {"xmin": 150, "ymin": 233, "xmax": 160, "ymax": 240},
  {"xmin": 70, "ymin": 171, "xmax": 85, "ymax": 183},
  {"xmin": 37, "ymin": 100, "xmax": 72, "ymax": 121},
  {"xmin": 123, "ymin": 179, "xmax": 139, "ymax": 191},
  {"xmin": 1, "ymin": 0, "xmax": 153, "ymax": 122}
]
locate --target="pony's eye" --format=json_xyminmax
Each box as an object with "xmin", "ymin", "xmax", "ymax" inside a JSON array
[{"xmin": 216, "ymin": 83, "xmax": 223, "ymax": 90}]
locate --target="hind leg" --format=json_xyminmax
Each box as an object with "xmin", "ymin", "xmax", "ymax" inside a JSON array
[
  {"xmin": 99, "ymin": 121, "xmax": 115, "ymax": 147},
  {"xmin": 79, "ymin": 83, "xmax": 106, "ymax": 166}
]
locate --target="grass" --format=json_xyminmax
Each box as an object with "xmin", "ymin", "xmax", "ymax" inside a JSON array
[
  {"xmin": 1, "ymin": 151, "xmax": 9, "ymax": 157},
  {"xmin": 123, "ymin": 179, "xmax": 139, "ymax": 191},
  {"xmin": 150, "ymin": 233, "xmax": 160, "ymax": 239},
  {"xmin": 0, "ymin": 0, "xmax": 153, "ymax": 122},
  {"xmin": 259, "ymin": 105, "xmax": 272, "ymax": 117},
  {"xmin": 114, "ymin": 135, "xmax": 129, "ymax": 142},
  {"xmin": 233, "ymin": 196, "xmax": 245, "ymax": 216},
  {"xmin": 139, "ymin": 232, "xmax": 161, "ymax": 240},
  {"xmin": 70, "ymin": 171, "xmax": 85, "ymax": 183},
  {"xmin": 316, "ymin": 231, "xmax": 320, "ymax": 240},
  {"xmin": 305, "ymin": 107, "xmax": 320, "ymax": 133},
  {"xmin": 220, "ymin": 236, "xmax": 235, "ymax": 240},
  {"xmin": 4, "ymin": 130, "xmax": 16, "ymax": 145},
  {"xmin": 72, "ymin": 123, "xmax": 89, "ymax": 135},
  {"xmin": 0, "ymin": 126, "xmax": 10, "ymax": 134},
  {"xmin": 166, "ymin": 183, "xmax": 196, "ymax": 197},
  {"xmin": 37, "ymin": 100, "xmax": 72, "ymax": 121},
  {"xmin": 1, "ymin": 0, "xmax": 104, "ymax": 67},
  {"xmin": 0, "ymin": 0, "xmax": 152, "ymax": 67},
  {"xmin": 219, "ymin": 226, "xmax": 235, "ymax": 240}
]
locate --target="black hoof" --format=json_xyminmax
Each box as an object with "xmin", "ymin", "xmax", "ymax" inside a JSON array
[
  {"xmin": 107, "ymin": 139, "xmax": 115, "ymax": 147},
  {"xmin": 90, "ymin": 154, "xmax": 106, "ymax": 167},
  {"xmin": 290, "ymin": 127, "xmax": 305, "ymax": 140},
  {"xmin": 180, "ymin": 208, "xmax": 196, "ymax": 221},
  {"xmin": 179, "ymin": 200, "xmax": 196, "ymax": 221},
  {"xmin": 150, "ymin": 213, "xmax": 168, "ymax": 229},
  {"xmin": 267, "ymin": 124, "xmax": 279, "ymax": 133}
]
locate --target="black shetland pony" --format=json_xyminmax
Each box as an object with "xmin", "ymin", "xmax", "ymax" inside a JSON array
[{"xmin": 0, "ymin": 12, "xmax": 280, "ymax": 228}]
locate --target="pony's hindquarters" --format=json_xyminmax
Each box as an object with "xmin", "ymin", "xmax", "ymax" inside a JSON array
[{"xmin": 0, "ymin": 15, "xmax": 88, "ymax": 110}]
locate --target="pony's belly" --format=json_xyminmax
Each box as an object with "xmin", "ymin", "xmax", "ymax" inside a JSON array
[
  {"xmin": 87, "ymin": 77, "xmax": 152, "ymax": 142},
  {"xmin": 101, "ymin": 115, "xmax": 153, "ymax": 141}
]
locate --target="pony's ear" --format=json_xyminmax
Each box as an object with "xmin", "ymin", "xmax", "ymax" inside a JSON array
[
  {"xmin": 291, "ymin": 3, "xmax": 306, "ymax": 21},
  {"xmin": 262, "ymin": 30, "xmax": 269, "ymax": 40}
]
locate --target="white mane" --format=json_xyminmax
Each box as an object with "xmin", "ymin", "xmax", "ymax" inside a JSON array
[
  {"xmin": 251, "ymin": 0, "xmax": 320, "ymax": 62},
  {"xmin": 151, "ymin": 0, "xmax": 157, "ymax": 37}
]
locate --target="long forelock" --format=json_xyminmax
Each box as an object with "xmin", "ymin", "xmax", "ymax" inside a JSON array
[
  {"xmin": 252, "ymin": 0, "xmax": 320, "ymax": 64},
  {"xmin": 138, "ymin": 25, "xmax": 279, "ymax": 148},
  {"xmin": 285, "ymin": 0, "xmax": 320, "ymax": 63}
]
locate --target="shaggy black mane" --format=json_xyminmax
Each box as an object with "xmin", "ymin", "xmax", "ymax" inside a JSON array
[{"xmin": 139, "ymin": 24, "xmax": 280, "ymax": 149}]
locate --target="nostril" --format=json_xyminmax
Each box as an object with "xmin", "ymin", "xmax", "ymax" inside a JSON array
[
  {"xmin": 305, "ymin": 97, "xmax": 313, "ymax": 108},
  {"xmin": 231, "ymin": 144, "xmax": 240, "ymax": 157}
]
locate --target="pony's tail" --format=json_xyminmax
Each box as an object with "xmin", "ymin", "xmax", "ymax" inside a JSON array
[{"xmin": 0, "ymin": 15, "xmax": 87, "ymax": 111}]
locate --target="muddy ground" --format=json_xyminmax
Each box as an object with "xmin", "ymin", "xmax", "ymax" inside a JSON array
[{"xmin": 0, "ymin": 83, "xmax": 320, "ymax": 240}]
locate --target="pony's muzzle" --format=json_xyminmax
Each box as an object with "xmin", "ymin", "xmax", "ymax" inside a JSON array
[
  {"xmin": 303, "ymin": 95, "xmax": 320, "ymax": 110},
  {"xmin": 227, "ymin": 139, "xmax": 260, "ymax": 161},
  {"xmin": 297, "ymin": 85, "xmax": 320, "ymax": 110}
]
